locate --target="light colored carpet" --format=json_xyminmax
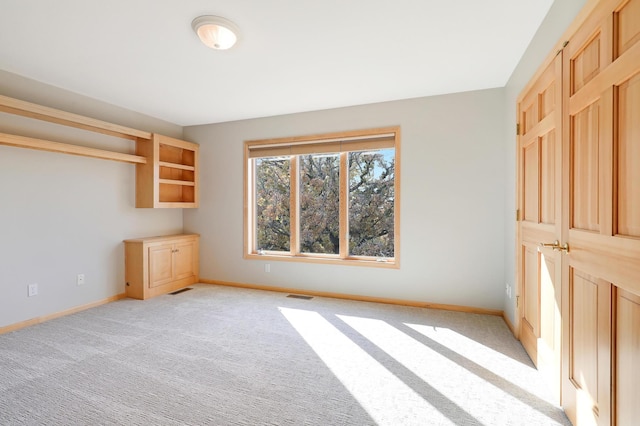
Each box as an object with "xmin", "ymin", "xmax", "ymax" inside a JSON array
[{"xmin": 0, "ymin": 284, "xmax": 570, "ymax": 425}]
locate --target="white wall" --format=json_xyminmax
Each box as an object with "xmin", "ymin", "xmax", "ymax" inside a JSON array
[
  {"xmin": 0, "ymin": 70, "xmax": 184, "ymax": 327},
  {"xmin": 0, "ymin": 0, "xmax": 591, "ymax": 327},
  {"xmin": 184, "ymin": 89, "xmax": 507, "ymax": 311},
  {"xmin": 503, "ymin": 0, "xmax": 588, "ymax": 325}
]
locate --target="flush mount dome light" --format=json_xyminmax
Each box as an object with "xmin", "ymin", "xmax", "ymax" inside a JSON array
[{"xmin": 192, "ymin": 15, "xmax": 239, "ymax": 50}]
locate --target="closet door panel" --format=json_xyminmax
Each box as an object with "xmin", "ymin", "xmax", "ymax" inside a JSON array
[
  {"xmin": 616, "ymin": 73, "xmax": 640, "ymax": 238},
  {"xmin": 572, "ymin": 34, "xmax": 602, "ymax": 94},
  {"xmin": 523, "ymin": 139, "xmax": 540, "ymax": 222},
  {"xmin": 616, "ymin": 289, "xmax": 640, "ymax": 425},
  {"xmin": 615, "ymin": 0, "xmax": 640, "ymax": 57},
  {"xmin": 541, "ymin": 132, "xmax": 557, "ymax": 224},
  {"xmin": 572, "ymin": 102, "xmax": 601, "ymax": 232}
]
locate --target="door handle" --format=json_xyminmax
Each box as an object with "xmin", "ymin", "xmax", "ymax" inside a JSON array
[
  {"xmin": 539, "ymin": 240, "xmax": 569, "ymax": 253},
  {"xmin": 540, "ymin": 240, "xmax": 560, "ymax": 248}
]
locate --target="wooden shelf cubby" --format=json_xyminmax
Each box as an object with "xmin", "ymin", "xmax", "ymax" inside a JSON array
[{"xmin": 136, "ymin": 134, "xmax": 199, "ymax": 208}]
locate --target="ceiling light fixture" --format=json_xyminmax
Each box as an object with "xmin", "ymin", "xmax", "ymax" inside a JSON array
[{"xmin": 192, "ymin": 15, "xmax": 240, "ymax": 50}]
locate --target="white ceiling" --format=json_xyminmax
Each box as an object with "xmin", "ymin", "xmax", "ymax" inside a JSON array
[{"xmin": 0, "ymin": 0, "xmax": 554, "ymax": 126}]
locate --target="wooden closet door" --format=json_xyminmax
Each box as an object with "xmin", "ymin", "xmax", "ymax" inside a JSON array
[
  {"xmin": 562, "ymin": 0, "xmax": 640, "ymax": 424},
  {"xmin": 517, "ymin": 53, "xmax": 564, "ymax": 403}
]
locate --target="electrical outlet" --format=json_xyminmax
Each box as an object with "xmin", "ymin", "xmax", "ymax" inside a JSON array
[
  {"xmin": 506, "ymin": 284, "xmax": 512, "ymax": 298},
  {"xmin": 28, "ymin": 283, "xmax": 38, "ymax": 297},
  {"xmin": 264, "ymin": 264, "xmax": 271, "ymax": 273},
  {"xmin": 77, "ymin": 274, "xmax": 85, "ymax": 286}
]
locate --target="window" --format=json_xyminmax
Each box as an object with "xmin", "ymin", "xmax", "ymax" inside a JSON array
[
  {"xmin": 255, "ymin": 157, "xmax": 290, "ymax": 252},
  {"xmin": 299, "ymin": 153, "xmax": 340, "ymax": 254},
  {"xmin": 245, "ymin": 127, "xmax": 400, "ymax": 267}
]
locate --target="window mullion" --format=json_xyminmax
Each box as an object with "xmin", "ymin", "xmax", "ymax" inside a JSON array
[
  {"xmin": 250, "ymin": 158, "xmax": 257, "ymax": 253},
  {"xmin": 339, "ymin": 152, "xmax": 349, "ymax": 259},
  {"xmin": 290, "ymin": 155, "xmax": 300, "ymax": 256}
]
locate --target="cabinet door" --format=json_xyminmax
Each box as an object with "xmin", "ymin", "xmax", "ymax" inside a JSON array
[
  {"xmin": 148, "ymin": 244, "xmax": 174, "ymax": 288},
  {"xmin": 173, "ymin": 241, "xmax": 195, "ymax": 280}
]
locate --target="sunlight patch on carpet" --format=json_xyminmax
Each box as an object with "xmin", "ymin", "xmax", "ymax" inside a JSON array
[
  {"xmin": 279, "ymin": 307, "xmax": 455, "ymax": 426},
  {"xmin": 339, "ymin": 315, "xmax": 562, "ymax": 424},
  {"xmin": 404, "ymin": 324, "xmax": 540, "ymax": 389}
]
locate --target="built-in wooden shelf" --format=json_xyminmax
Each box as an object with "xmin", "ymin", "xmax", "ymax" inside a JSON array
[
  {"xmin": 0, "ymin": 94, "xmax": 150, "ymax": 140},
  {"xmin": 0, "ymin": 94, "xmax": 200, "ymax": 209},
  {"xmin": 158, "ymin": 161, "xmax": 195, "ymax": 171},
  {"xmin": 136, "ymin": 134, "xmax": 199, "ymax": 208},
  {"xmin": 158, "ymin": 179, "xmax": 196, "ymax": 186},
  {"xmin": 0, "ymin": 132, "xmax": 147, "ymax": 164}
]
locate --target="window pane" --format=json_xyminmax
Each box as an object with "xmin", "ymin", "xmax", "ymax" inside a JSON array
[
  {"xmin": 299, "ymin": 154, "xmax": 340, "ymax": 254},
  {"xmin": 255, "ymin": 157, "xmax": 290, "ymax": 252},
  {"xmin": 349, "ymin": 149, "xmax": 395, "ymax": 257}
]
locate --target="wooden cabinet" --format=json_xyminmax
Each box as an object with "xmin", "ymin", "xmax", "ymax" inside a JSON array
[
  {"xmin": 124, "ymin": 234, "xmax": 199, "ymax": 300},
  {"xmin": 136, "ymin": 134, "xmax": 199, "ymax": 208}
]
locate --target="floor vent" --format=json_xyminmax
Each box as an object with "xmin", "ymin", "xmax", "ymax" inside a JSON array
[
  {"xmin": 286, "ymin": 294, "xmax": 313, "ymax": 300},
  {"xmin": 169, "ymin": 288, "xmax": 193, "ymax": 295}
]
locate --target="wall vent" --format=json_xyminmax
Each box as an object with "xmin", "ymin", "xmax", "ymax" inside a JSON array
[{"xmin": 286, "ymin": 294, "xmax": 313, "ymax": 300}]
